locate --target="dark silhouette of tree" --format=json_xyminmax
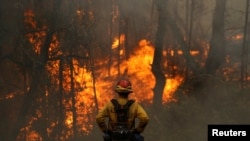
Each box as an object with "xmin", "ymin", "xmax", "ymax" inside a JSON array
[
  {"xmin": 241, "ymin": 0, "xmax": 250, "ymax": 88},
  {"xmin": 152, "ymin": 0, "xmax": 168, "ymax": 108},
  {"xmin": 204, "ymin": 0, "xmax": 226, "ymax": 74}
]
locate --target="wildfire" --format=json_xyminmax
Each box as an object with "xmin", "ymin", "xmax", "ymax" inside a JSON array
[
  {"xmin": 101, "ymin": 39, "xmax": 184, "ymax": 104},
  {"xmin": 120, "ymin": 39, "xmax": 155, "ymax": 103},
  {"xmin": 27, "ymin": 32, "xmax": 185, "ymax": 139},
  {"xmin": 21, "ymin": 9, "xmax": 185, "ymax": 140},
  {"xmin": 6, "ymin": 2, "xmax": 245, "ymax": 140}
]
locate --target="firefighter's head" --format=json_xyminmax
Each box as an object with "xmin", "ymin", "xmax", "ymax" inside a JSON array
[{"xmin": 115, "ymin": 79, "xmax": 133, "ymax": 95}]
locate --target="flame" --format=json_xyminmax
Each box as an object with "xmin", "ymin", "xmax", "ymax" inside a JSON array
[
  {"xmin": 3, "ymin": 93, "xmax": 14, "ymax": 99},
  {"xmin": 167, "ymin": 50, "xmax": 200, "ymax": 56},
  {"xmin": 218, "ymin": 55, "xmax": 241, "ymax": 81},
  {"xmin": 128, "ymin": 40, "xmax": 184, "ymax": 103},
  {"xmin": 65, "ymin": 112, "xmax": 73, "ymax": 128},
  {"xmin": 228, "ymin": 33, "xmax": 243, "ymax": 40},
  {"xmin": 24, "ymin": 9, "xmax": 47, "ymax": 54},
  {"xmin": 162, "ymin": 75, "xmax": 184, "ymax": 104},
  {"xmin": 190, "ymin": 50, "xmax": 200, "ymax": 56},
  {"xmin": 112, "ymin": 34, "xmax": 125, "ymax": 49},
  {"xmin": 24, "ymin": 9, "xmax": 36, "ymax": 29},
  {"xmin": 45, "ymin": 38, "xmax": 185, "ymax": 137},
  {"xmin": 104, "ymin": 39, "xmax": 184, "ymax": 103},
  {"xmin": 25, "ymin": 131, "xmax": 42, "ymax": 141},
  {"xmin": 119, "ymin": 39, "xmax": 155, "ymax": 103},
  {"xmin": 49, "ymin": 59, "xmax": 96, "ymax": 135}
]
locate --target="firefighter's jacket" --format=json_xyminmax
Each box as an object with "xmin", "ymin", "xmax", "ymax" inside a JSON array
[{"xmin": 96, "ymin": 97, "xmax": 149, "ymax": 133}]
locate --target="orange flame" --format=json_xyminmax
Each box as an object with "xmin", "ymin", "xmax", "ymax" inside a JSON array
[
  {"xmin": 112, "ymin": 34, "xmax": 125, "ymax": 49},
  {"xmin": 25, "ymin": 131, "xmax": 42, "ymax": 141},
  {"xmin": 104, "ymin": 39, "xmax": 184, "ymax": 104},
  {"xmin": 24, "ymin": 9, "xmax": 47, "ymax": 54},
  {"xmin": 162, "ymin": 75, "xmax": 184, "ymax": 104}
]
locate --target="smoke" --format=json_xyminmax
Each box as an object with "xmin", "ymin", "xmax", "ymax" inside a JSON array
[{"xmin": 143, "ymin": 76, "xmax": 250, "ymax": 141}]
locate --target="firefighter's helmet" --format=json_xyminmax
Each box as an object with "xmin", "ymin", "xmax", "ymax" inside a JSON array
[{"xmin": 115, "ymin": 79, "xmax": 133, "ymax": 94}]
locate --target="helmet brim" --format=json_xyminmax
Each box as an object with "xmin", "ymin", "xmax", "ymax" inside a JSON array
[{"xmin": 115, "ymin": 86, "xmax": 133, "ymax": 94}]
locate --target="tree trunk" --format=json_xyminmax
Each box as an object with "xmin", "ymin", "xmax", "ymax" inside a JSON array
[
  {"xmin": 70, "ymin": 57, "xmax": 78, "ymax": 140},
  {"xmin": 152, "ymin": 0, "xmax": 168, "ymax": 108},
  {"xmin": 165, "ymin": 3, "xmax": 201, "ymax": 75},
  {"xmin": 241, "ymin": 0, "xmax": 249, "ymax": 88},
  {"xmin": 204, "ymin": 0, "xmax": 226, "ymax": 74},
  {"xmin": 58, "ymin": 57, "xmax": 64, "ymax": 140}
]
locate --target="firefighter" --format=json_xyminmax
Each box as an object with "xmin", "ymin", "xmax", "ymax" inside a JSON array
[{"xmin": 96, "ymin": 79, "xmax": 149, "ymax": 141}]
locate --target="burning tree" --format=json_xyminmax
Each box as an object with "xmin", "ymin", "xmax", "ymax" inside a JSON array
[{"xmin": 10, "ymin": 1, "xmax": 63, "ymax": 141}]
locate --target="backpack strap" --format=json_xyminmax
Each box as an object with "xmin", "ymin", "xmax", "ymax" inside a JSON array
[
  {"xmin": 123, "ymin": 100, "xmax": 135, "ymax": 110},
  {"xmin": 111, "ymin": 99, "xmax": 120, "ymax": 112},
  {"xmin": 111, "ymin": 99, "xmax": 135, "ymax": 123},
  {"xmin": 111, "ymin": 99, "xmax": 135, "ymax": 110}
]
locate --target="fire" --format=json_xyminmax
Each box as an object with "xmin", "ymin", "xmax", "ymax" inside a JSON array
[
  {"xmin": 24, "ymin": 9, "xmax": 47, "ymax": 54},
  {"xmin": 45, "ymin": 58, "xmax": 97, "ymax": 139},
  {"xmin": 24, "ymin": 9, "xmax": 36, "ymax": 28},
  {"xmin": 228, "ymin": 33, "xmax": 243, "ymax": 40},
  {"xmin": 119, "ymin": 39, "xmax": 155, "ymax": 103},
  {"xmin": 169, "ymin": 50, "xmax": 200, "ymax": 56},
  {"xmin": 46, "ymin": 37, "xmax": 185, "ymax": 138},
  {"xmin": 59, "ymin": 59, "xmax": 96, "ymax": 134},
  {"xmin": 22, "ymin": 8, "xmax": 186, "ymax": 140},
  {"xmin": 190, "ymin": 50, "xmax": 200, "ymax": 56},
  {"xmin": 162, "ymin": 75, "xmax": 184, "ymax": 104},
  {"xmin": 107, "ymin": 39, "xmax": 184, "ymax": 104},
  {"xmin": 112, "ymin": 34, "xmax": 125, "ymax": 49},
  {"xmin": 9, "ymin": 3, "xmax": 241, "ymax": 140},
  {"xmin": 25, "ymin": 131, "xmax": 42, "ymax": 141},
  {"xmin": 65, "ymin": 112, "xmax": 73, "ymax": 128}
]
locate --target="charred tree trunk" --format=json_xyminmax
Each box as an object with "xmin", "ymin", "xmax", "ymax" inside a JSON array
[
  {"xmin": 70, "ymin": 57, "xmax": 78, "ymax": 140},
  {"xmin": 241, "ymin": 0, "xmax": 249, "ymax": 88},
  {"xmin": 165, "ymin": 2, "xmax": 201, "ymax": 75},
  {"xmin": 185, "ymin": 0, "xmax": 195, "ymax": 79},
  {"xmin": 58, "ymin": 57, "xmax": 64, "ymax": 140},
  {"xmin": 152, "ymin": 0, "xmax": 168, "ymax": 108},
  {"xmin": 204, "ymin": 0, "xmax": 226, "ymax": 74},
  {"xmin": 118, "ymin": 15, "xmax": 122, "ymax": 76},
  {"xmin": 108, "ymin": 0, "xmax": 113, "ymax": 77}
]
